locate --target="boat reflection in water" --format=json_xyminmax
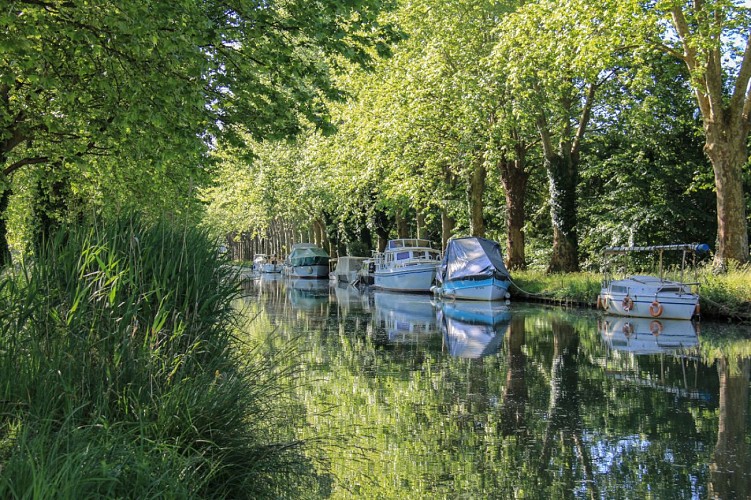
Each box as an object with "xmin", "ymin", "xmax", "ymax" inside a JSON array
[
  {"xmin": 333, "ymin": 282, "xmax": 371, "ymax": 314},
  {"xmin": 286, "ymin": 278, "xmax": 331, "ymax": 310},
  {"xmin": 438, "ymin": 300, "xmax": 511, "ymax": 358},
  {"xmin": 373, "ymin": 291, "xmax": 439, "ymax": 343},
  {"xmin": 599, "ymin": 315, "xmax": 699, "ymax": 354}
]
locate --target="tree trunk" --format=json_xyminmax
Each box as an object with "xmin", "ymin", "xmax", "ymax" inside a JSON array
[
  {"xmin": 441, "ymin": 209, "xmax": 455, "ymax": 251},
  {"xmin": 396, "ymin": 210, "xmax": 409, "ymax": 238},
  {"xmin": 416, "ymin": 211, "xmax": 426, "ymax": 240},
  {"xmin": 0, "ymin": 186, "xmax": 11, "ymax": 267},
  {"xmin": 546, "ymin": 154, "xmax": 579, "ymax": 272},
  {"xmin": 467, "ymin": 158, "xmax": 486, "ymax": 237},
  {"xmin": 704, "ymin": 126, "xmax": 750, "ymax": 268},
  {"xmin": 374, "ymin": 208, "xmax": 391, "ymax": 252},
  {"xmin": 499, "ymin": 156, "xmax": 529, "ymax": 270}
]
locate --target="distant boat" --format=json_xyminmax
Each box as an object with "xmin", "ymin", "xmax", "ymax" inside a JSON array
[
  {"xmin": 373, "ymin": 239, "xmax": 441, "ymax": 292},
  {"xmin": 331, "ymin": 256, "xmax": 367, "ymax": 284},
  {"xmin": 253, "ymin": 253, "xmax": 268, "ymax": 273},
  {"xmin": 597, "ymin": 244, "xmax": 709, "ymax": 320},
  {"xmin": 285, "ymin": 243, "xmax": 330, "ymax": 279},
  {"xmin": 433, "ymin": 237, "xmax": 512, "ymax": 301},
  {"xmin": 354, "ymin": 258, "xmax": 376, "ymax": 286},
  {"xmin": 261, "ymin": 255, "xmax": 282, "ymax": 273}
]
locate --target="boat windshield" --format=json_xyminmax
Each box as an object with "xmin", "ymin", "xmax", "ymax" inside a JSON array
[{"xmin": 387, "ymin": 239, "xmax": 433, "ymax": 250}]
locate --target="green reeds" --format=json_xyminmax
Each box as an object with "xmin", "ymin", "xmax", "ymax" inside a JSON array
[{"xmin": 0, "ymin": 218, "xmax": 319, "ymax": 498}]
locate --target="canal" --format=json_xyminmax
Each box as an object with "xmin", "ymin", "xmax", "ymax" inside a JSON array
[{"xmin": 239, "ymin": 274, "xmax": 751, "ymax": 499}]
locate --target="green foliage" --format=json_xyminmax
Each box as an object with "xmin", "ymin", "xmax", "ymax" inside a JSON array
[
  {"xmin": 0, "ymin": 218, "xmax": 321, "ymax": 498},
  {"xmin": 1, "ymin": 0, "xmax": 403, "ymax": 258}
]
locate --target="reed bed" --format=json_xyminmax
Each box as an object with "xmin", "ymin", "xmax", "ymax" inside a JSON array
[{"xmin": 0, "ymin": 218, "xmax": 320, "ymax": 498}]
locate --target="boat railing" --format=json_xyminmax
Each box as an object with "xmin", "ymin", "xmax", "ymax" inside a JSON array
[{"xmin": 602, "ymin": 243, "xmax": 709, "ymax": 285}]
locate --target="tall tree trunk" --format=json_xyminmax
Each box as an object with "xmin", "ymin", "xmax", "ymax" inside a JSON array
[
  {"xmin": 669, "ymin": 6, "xmax": 751, "ymax": 267},
  {"xmin": 499, "ymin": 154, "xmax": 529, "ymax": 270},
  {"xmin": 374, "ymin": 208, "xmax": 391, "ymax": 252},
  {"xmin": 0, "ymin": 186, "xmax": 10, "ymax": 267},
  {"xmin": 396, "ymin": 210, "xmax": 409, "ymax": 238},
  {"xmin": 546, "ymin": 154, "xmax": 579, "ymax": 272},
  {"xmin": 416, "ymin": 211, "xmax": 426, "ymax": 239},
  {"xmin": 467, "ymin": 158, "xmax": 486, "ymax": 237},
  {"xmin": 441, "ymin": 209, "xmax": 455, "ymax": 251},
  {"xmin": 704, "ymin": 127, "xmax": 750, "ymax": 268}
]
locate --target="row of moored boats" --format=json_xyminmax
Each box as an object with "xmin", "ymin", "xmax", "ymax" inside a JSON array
[
  {"xmin": 252, "ymin": 237, "xmax": 513, "ymax": 301},
  {"xmin": 250, "ymin": 239, "xmax": 711, "ymax": 321}
]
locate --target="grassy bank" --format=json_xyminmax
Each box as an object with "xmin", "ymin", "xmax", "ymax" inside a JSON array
[
  {"xmin": 0, "ymin": 219, "xmax": 321, "ymax": 498},
  {"xmin": 510, "ymin": 266, "xmax": 751, "ymax": 323}
]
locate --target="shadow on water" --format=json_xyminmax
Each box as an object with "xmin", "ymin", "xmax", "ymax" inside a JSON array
[{"xmin": 238, "ymin": 277, "xmax": 751, "ymax": 499}]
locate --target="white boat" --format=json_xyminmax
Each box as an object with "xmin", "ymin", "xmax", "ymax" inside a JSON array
[
  {"xmin": 331, "ymin": 256, "xmax": 367, "ymax": 284},
  {"xmin": 354, "ymin": 258, "xmax": 376, "ymax": 286},
  {"xmin": 373, "ymin": 238, "xmax": 441, "ymax": 292},
  {"xmin": 285, "ymin": 243, "xmax": 330, "ymax": 279},
  {"xmin": 253, "ymin": 253, "xmax": 268, "ymax": 273},
  {"xmin": 261, "ymin": 255, "xmax": 282, "ymax": 273},
  {"xmin": 599, "ymin": 315, "xmax": 699, "ymax": 355},
  {"xmin": 597, "ymin": 243, "xmax": 709, "ymax": 320},
  {"xmin": 433, "ymin": 236, "xmax": 512, "ymax": 301}
]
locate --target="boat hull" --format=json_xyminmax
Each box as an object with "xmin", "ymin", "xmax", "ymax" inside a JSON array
[
  {"xmin": 288, "ymin": 264, "xmax": 329, "ymax": 279},
  {"xmin": 599, "ymin": 290, "xmax": 698, "ymax": 320},
  {"xmin": 437, "ymin": 277, "xmax": 511, "ymax": 301},
  {"xmin": 374, "ymin": 264, "xmax": 437, "ymax": 292},
  {"xmin": 261, "ymin": 263, "xmax": 282, "ymax": 273}
]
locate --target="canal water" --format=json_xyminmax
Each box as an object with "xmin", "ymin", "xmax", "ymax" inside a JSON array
[{"xmin": 239, "ymin": 274, "xmax": 751, "ymax": 499}]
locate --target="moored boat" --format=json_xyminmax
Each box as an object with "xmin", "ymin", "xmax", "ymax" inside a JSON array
[
  {"xmin": 253, "ymin": 254, "xmax": 268, "ymax": 273},
  {"xmin": 373, "ymin": 238, "xmax": 441, "ymax": 292},
  {"xmin": 433, "ymin": 236, "xmax": 512, "ymax": 301},
  {"xmin": 597, "ymin": 244, "xmax": 709, "ymax": 320},
  {"xmin": 261, "ymin": 255, "xmax": 282, "ymax": 273},
  {"xmin": 331, "ymin": 256, "xmax": 367, "ymax": 284},
  {"xmin": 286, "ymin": 243, "xmax": 330, "ymax": 279}
]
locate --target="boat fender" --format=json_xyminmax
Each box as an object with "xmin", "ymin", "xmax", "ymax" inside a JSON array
[
  {"xmin": 649, "ymin": 320, "xmax": 663, "ymax": 335},
  {"xmin": 694, "ymin": 303, "xmax": 701, "ymax": 317},
  {"xmin": 622, "ymin": 296, "xmax": 634, "ymax": 312},
  {"xmin": 649, "ymin": 300, "xmax": 663, "ymax": 318}
]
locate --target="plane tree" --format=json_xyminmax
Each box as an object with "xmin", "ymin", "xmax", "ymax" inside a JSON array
[
  {"xmin": 492, "ymin": 0, "xmax": 648, "ymax": 272},
  {"xmin": 0, "ymin": 0, "xmax": 401, "ymax": 264},
  {"xmin": 652, "ymin": 0, "xmax": 751, "ymax": 267}
]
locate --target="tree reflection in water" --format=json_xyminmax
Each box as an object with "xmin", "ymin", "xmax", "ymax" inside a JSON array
[{"xmin": 238, "ymin": 279, "xmax": 751, "ymax": 499}]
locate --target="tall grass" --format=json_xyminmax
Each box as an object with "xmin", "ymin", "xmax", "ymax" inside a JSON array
[{"xmin": 0, "ymin": 218, "xmax": 320, "ymax": 498}]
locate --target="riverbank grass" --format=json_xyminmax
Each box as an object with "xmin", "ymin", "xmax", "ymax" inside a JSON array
[{"xmin": 0, "ymin": 219, "xmax": 319, "ymax": 498}]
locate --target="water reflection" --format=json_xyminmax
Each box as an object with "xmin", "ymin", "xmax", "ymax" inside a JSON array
[
  {"xmin": 238, "ymin": 277, "xmax": 751, "ymax": 499},
  {"xmin": 438, "ymin": 301, "xmax": 510, "ymax": 358},
  {"xmin": 599, "ymin": 315, "xmax": 699, "ymax": 354},
  {"xmin": 373, "ymin": 291, "xmax": 439, "ymax": 343},
  {"xmin": 286, "ymin": 278, "xmax": 330, "ymax": 310}
]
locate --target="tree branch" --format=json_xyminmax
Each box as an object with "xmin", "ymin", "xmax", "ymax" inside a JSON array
[{"xmin": 3, "ymin": 156, "xmax": 49, "ymax": 177}]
